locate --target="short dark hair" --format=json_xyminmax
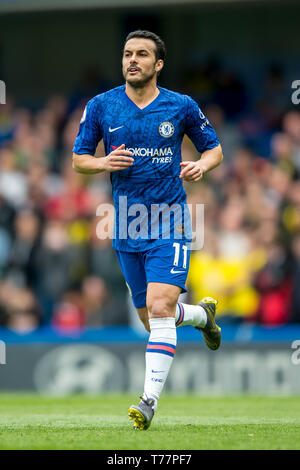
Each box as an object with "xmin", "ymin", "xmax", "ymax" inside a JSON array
[{"xmin": 124, "ymin": 30, "xmax": 166, "ymax": 62}]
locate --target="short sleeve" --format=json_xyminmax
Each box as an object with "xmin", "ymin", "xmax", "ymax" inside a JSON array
[
  {"xmin": 184, "ymin": 96, "xmax": 219, "ymax": 154},
  {"xmin": 73, "ymin": 97, "xmax": 103, "ymax": 156}
]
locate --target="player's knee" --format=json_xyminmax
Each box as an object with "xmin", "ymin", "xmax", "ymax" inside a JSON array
[{"xmin": 147, "ymin": 299, "xmax": 175, "ymax": 319}]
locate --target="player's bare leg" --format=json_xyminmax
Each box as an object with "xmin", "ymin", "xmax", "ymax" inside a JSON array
[{"xmin": 129, "ymin": 283, "xmax": 180, "ymax": 430}]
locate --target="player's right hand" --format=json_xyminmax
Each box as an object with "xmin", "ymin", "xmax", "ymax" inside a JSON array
[{"xmin": 103, "ymin": 144, "xmax": 134, "ymax": 172}]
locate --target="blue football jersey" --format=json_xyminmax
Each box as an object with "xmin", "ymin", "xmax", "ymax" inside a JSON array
[{"xmin": 73, "ymin": 85, "xmax": 219, "ymax": 252}]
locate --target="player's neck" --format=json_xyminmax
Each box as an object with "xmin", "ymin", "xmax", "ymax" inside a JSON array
[{"xmin": 125, "ymin": 81, "xmax": 160, "ymax": 110}]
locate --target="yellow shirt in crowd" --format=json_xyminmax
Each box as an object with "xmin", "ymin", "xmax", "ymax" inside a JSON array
[{"xmin": 187, "ymin": 249, "xmax": 266, "ymax": 318}]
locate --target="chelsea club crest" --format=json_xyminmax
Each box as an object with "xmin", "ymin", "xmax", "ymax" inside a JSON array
[{"xmin": 159, "ymin": 121, "xmax": 174, "ymax": 138}]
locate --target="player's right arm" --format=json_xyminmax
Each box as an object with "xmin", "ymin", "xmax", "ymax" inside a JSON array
[
  {"xmin": 72, "ymin": 145, "xmax": 134, "ymax": 175},
  {"xmin": 72, "ymin": 97, "xmax": 133, "ymax": 174}
]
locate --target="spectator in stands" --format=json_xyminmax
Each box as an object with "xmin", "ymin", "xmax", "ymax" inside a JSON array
[
  {"xmin": 282, "ymin": 111, "xmax": 300, "ymax": 171},
  {"xmin": 187, "ymin": 220, "xmax": 263, "ymax": 324},
  {"xmin": 80, "ymin": 275, "xmax": 127, "ymax": 327},
  {"xmin": 0, "ymin": 281, "xmax": 41, "ymax": 332},
  {"xmin": 290, "ymin": 233, "xmax": 300, "ymax": 323},
  {"xmin": 5, "ymin": 209, "xmax": 41, "ymax": 287},
  {"xmin": 252, "ymin": 239, "xmax": 293, "ymax": 325},
  {"xmin": 33, "ymin": 220, "xmax": 75, "ymax": 321},
  {"xmin": 204, "ymin": 104, "xmax": 243, "ymax": 161},
  {"xmin": 270, "ymin": 132, "xmax": 297, "ymax": 179},
  {"xmin": 88, "ymin": 216, "xmax": 128, "ymax": 308},
  {"xmin": 0, "ymin": 146, "xmax": 28, "ymax": 209},
  {"xmin": 51, "ymin": 289, "xmax": 84, "ymax": 332}
]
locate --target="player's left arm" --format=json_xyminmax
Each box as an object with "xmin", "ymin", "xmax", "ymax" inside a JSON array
[
  {"xmin": 181, "ymin": 96, "xmax": 223, "ymax": 182},
  {"xmin": 179, "ymin": 143, "xmax": 223, "ymax": 182}
]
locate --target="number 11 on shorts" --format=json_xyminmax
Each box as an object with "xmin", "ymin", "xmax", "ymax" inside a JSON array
[{"xmin": 173, "ymin": 242, "xmax": 188, "ymax": 269}]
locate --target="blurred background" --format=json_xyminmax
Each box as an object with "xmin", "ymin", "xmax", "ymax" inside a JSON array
[{"xmin": 0, "ymin": 0, "xmax": 300, "ymax": 394}]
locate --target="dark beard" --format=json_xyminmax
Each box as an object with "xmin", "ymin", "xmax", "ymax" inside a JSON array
[{"xmin": 125, "ymin": 69, "xmax": 156, "ymax": 89}]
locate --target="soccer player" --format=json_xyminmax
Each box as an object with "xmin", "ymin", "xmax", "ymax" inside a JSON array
[{"xmin": 72, "ymin": 30, "xmax": 223, "ymax": 430}]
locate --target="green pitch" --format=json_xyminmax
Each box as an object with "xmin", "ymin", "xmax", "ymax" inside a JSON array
[{"xmin": 0, "ymin": 394, "xmax": 299, "ymax": 450}]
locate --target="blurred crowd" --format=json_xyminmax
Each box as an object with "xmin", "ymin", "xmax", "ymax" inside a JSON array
[{"xmin": 0, "ymin": 62, "xmax": 300, "ymax": 333}]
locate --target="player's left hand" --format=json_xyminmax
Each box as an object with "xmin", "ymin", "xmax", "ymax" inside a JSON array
[{"xmin": 179, "ymin": 161, "xmax": 206, "ymax": 182}]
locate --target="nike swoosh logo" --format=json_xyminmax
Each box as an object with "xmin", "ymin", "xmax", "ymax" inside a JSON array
[
  {"xmin": 170, "ymin": 268, "xmax": 186, "ymax": 274},
  {"xmin": 109, "ymin": 126, "xmax": 124, "ymax": 133},
  {"xmin": 152, "ymin": 370, "xmax": 165, "ymax": 374}
]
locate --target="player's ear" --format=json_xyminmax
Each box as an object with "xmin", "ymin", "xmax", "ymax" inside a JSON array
[{"xmin": 156, "ymin": 60, "xmax": 164, "ymax": 74}]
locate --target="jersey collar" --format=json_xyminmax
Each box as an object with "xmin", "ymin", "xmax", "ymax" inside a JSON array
[{"xmin": 122, "ymin": 84, "xmax": 162, "ymax": 112}]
